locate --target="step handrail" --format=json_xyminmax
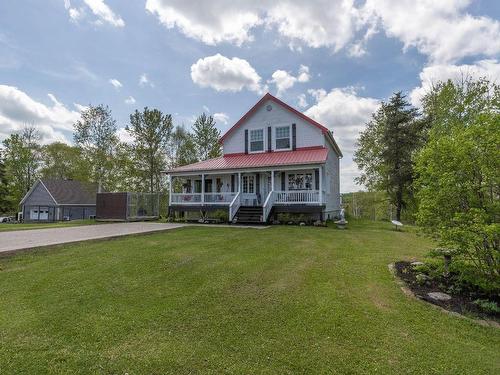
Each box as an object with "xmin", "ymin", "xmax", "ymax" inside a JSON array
[
  {"xmin": 229, "ymin": 192, "xmax": 241, "ymax": 221},
  {"xmin": 262, "ymin": 190, "xmax": 275, "ymax": 223}
]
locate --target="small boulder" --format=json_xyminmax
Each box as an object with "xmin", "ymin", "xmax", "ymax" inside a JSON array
[
  {"xmin": 410, "ymin": 261, "xmax": 424, "ymax": 267},
  {"xmin": 427, "ymin": 292, "xmax": 452, "ymax": 301},
  {"xmin": 299, "ymin": 222, "xmax": 306, "ymax": 226}
]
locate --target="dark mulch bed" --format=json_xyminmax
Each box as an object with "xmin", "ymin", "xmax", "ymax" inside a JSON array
[{"xmin": 394, "ymin": 261, "xmax": 499, "ymax": 322}]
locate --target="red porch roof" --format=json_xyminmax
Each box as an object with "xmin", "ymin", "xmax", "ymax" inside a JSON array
[{"xmin": 167, "ymin": 147, "xmax": 328, "ymax": 174}]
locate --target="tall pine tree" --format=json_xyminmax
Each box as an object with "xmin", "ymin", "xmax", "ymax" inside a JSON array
[{"xmin": 354, "ymin": 92, "xmax": 425, "ymax": 221}]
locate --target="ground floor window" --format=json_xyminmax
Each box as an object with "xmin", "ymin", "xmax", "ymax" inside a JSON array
[{"xmin": 288, "ymin": 173, "xmax": 313, "ymax": 190}]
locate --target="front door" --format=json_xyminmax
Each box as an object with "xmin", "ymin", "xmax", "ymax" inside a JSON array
[{"xmin": 241, "ymin": 174, "xmax": 257, "ymax": 206}]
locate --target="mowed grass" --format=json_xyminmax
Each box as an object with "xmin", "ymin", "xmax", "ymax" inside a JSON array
[
  {"xmin": 0, "ymin": 219, "xmax": 100, "ymax": 232},
  {"xmin": 0, "ymin": 221, "xmax": 498, "ymax": 374}
]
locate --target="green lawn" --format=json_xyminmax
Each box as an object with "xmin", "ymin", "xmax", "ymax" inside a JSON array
[
  {"xmin": 0, "ymin": 220, "xmax": 498, "ymax": 374},
  {"xmin": 0, "ymin": 219, "xmax": 99, "ymax": 232}
]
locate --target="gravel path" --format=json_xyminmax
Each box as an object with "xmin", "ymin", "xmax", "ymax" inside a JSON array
[
  {"xmin": 0, "ymin": 222, "xmax": 187, "ymax": 253},
  {"xmin": 0, "ymin": 222, "xmax": 267, "ymax": 254}
]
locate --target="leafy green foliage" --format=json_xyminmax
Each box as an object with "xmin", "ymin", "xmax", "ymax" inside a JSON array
[
  {"xmin": 168, "ymin": 125, "xmax": 198, "ymax": 168},
  {"xmin": 354, "ymin": 92, "xmax": 425, "ymax": 220},
  {"xmin": 416, "ymin": 77, "xmax": 500, "ymax": 282},
  {"xmin": 73, "ymin": 104, "xmax": 118, "ymax": 192},
  {"xmin": 126, "ymin": 107, "xmax": 173, "ymax": 193},
  {"xmin": 0, "ymin": 150, "xmax": 13, "ymax": 214},
  {"xmin": 2, "ymin": 125, "xmax": 41, "ymax": 207},
  {"xmin": 192, "ymin": 113, "xmax": 221, "ymax": 161},
  {"xmin": 473, "ymin": 299, "xmax": 500, "ymax": 314},
  {"xmin": 39, "ymin": 142, "xmax": 91, "ymax": 181}
]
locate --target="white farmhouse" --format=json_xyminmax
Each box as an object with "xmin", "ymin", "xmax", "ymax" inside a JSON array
[{"xmin": 166, "ymin": 93, "xmax": 342, "ymax": 223}]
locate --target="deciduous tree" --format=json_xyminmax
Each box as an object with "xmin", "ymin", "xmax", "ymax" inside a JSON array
[
  {"xmin": 74, "ymin": 105, "xmax": 118, "ymax": 192},
  {"xmin": 416, "ymin": 77, "xmax": 500, "ymax": 282},
  {"xmin": 126, "ymin": 107, "xmax": 173, "ymax": 193},
  {"xmin": 192, "ymin": 113, "xmax": 221, "ymax": 161}
]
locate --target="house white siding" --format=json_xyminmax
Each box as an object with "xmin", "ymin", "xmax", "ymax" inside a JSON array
[
  {"xmin": 223, "ymin": 99, "xmax": 324, "ymax": 154},
  {"xmin": 323, "ymin": 141, "xmax": 341, "ymax": 217}
]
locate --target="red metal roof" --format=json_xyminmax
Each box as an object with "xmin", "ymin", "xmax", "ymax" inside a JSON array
[
  {"xmin": 219, "ymin": 93, "xmax": 330, "ymax": 143},
  {"xmin": 167, "ymin": 147, "xmax": 328, "ymax": 174}
]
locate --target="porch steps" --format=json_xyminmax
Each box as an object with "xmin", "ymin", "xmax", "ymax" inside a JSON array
[{"xmin": 234, "ymin": 206, "xmax": 263, "ymax": 224}]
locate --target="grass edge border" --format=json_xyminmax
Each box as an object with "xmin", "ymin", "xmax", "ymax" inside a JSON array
[{"xmin": 387, "ymin": 263, "xmax": 499, "ymax": 329}]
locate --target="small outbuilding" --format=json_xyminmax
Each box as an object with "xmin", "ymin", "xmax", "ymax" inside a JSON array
[
  {"xmin": 20, "ymin": 179, "xmax": 97, "ymax": 222},
  {"xmin": 96, "ymin": 192, "xmax": 160, "ymax": 221}
]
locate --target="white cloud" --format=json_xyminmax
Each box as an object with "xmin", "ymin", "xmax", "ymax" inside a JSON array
[
  {"xmin": 364, "ymin": 0, "xmax": 500, "ymax": 63},
  {"xmin": 305, "ymin": 87, "xmax": 380, "ymax": 192},
  {"xmin": 139, "ymin": 73, "xmax": 154, "ymax": 87},
  {"xmin": 109, "ymin": 78, "xmax": 122, "ymax": 89},
  {"xmin": 0, "ymin": 85, "xmax": 81, "ymax": 144},
  {"xmin": 64, "ymin": 0, "xmax": 124, "ymax": 27},
  {"xmin": 145, "ymin": 0, "xmax": 261, "ymax": 46},
  {"xmin": 191, "ymin": 53, "xmax": 264, "ymax": 93},
  {"xmin": 410, "ymin": 59, "xmax": 500, "ymax": 107},
  {"xmin": 213, "ymin": 112, "xmax": 229, "ymax": 125},
  {"xmin": 146, "ymin": 1, "xmax": 500, "ymax": 63},
  {"xmin": 125, "ymin": 96, "xmax": 136, "ymax": 105},
  {"xmin": 269, "ymin": 65, "xmax": 311, "ymax": 96},
  {"xmin": 297, "ymin": 65, "xmax": 310, "ymax": 83},
  {"xmin": 117, "ymin": 127, "xmax": 134, "ymax": 144},
  {"xmin": 266, "ymin": 0, "xmax": 362, "ymax": 52},
  {"xmin": 64, "ymin": 1, "xmax": 85, "ymax": 21},
  {"xmin": 297, "ymin": 93, "xmax": 308, "ymax": 108},
  {"xmin": 83, "ymin": 0, "xmax": 125, "ymax": 27}
]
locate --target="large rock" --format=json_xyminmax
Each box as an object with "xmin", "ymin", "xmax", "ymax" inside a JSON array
[{"xmin": 427, "ymin": 292, "xmax": 452, "ymax": 301}]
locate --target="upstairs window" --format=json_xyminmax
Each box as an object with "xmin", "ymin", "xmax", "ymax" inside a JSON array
[
  {"xmin": 275, "ymin": 126, "xmax": 290, "ymax": 150},
  {"xmin": 249, "ymin": 129, "xmax": 264, "ymax": 152}
]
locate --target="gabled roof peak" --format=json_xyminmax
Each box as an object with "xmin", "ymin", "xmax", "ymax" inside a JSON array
[{"xmin": 219, "ymin": 92, "xmax": 330, "ymax": 143}]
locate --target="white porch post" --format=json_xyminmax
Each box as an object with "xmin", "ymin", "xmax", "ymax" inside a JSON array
[
  {"xmin": 238, "ymin": 172, "xmax": 241, "ymax": 193},
  {"xmin": 271, "ymin": 170, "xmax": 274, "ymax": 191},
  {"xmin": 319, "ymin": 166, "xmax": 323, "ymax": 204},
  {"xmin": 201, "ymin": 174, "xmax": 205, "ymax": 204}
]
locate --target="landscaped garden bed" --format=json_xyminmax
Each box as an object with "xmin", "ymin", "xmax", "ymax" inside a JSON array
[{"xmin": 394, "ymin": 261, "xmax": 499, "ymax": 322}]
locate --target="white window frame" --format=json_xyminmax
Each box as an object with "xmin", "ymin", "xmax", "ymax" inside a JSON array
[
  {"xmin": 275, "ymin": 125, "xmax": 291, "ymax": 150},
  {"xmin": 287, "ymin": 172, "xmax": 314, "ymax": 191},
  {"xmin": 249, "ymin": 128, "xmax": 264, "ymax": 153}
]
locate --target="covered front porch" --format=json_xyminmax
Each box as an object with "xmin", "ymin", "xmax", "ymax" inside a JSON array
[{"xmin": 168, "ymin": 166, "xmax": 325, "ymax": 223}]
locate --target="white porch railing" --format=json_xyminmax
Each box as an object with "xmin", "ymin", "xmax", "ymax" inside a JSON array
[
  {"xmin": 204, "ymin": 192, "xmax": 237, "ymax": 204},
  {"xmin": 229, "ymin": 192, "xmax": 241, "ymax": 221},
  {"xmin": 170, "ymin": 193, "xmax": 202, "ymax": 204},
  {"xmin": 262, "ymin": 191, "xmax": 276, "ymax": 222},
  {"xmin": 275, "ymin": 190, "xmax": 321, "ymax": 204}
]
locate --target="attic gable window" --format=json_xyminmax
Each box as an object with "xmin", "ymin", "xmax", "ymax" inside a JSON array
[
  {"xmin": 275, "ymin": 126, "xmax": 290, "ymax": 150},
  {"xmin": 249, "ymin": 129, "xmax": 264, "ymax": 152}
]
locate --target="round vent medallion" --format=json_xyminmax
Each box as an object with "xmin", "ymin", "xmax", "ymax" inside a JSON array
[{"xmin": 266, "ymin": 104, "xmax": 272, "ymax": 111}]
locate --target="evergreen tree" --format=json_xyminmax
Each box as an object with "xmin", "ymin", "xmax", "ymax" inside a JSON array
[
  {"xmin": 354, "ymin": 92, "xmax": 425, "ymax": 220},
  {"xmin": 192, "ymin": 113, "xmax": 221, "ymax": 160}
]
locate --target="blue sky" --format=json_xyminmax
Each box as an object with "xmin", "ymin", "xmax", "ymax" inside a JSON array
[{"xmin": 1, "ymin": 0, "xmax": 499, "ymax": 192}]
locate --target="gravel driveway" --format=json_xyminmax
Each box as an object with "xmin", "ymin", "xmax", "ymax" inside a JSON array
[{"xmin": 0, "ymin": 222, "xmax": 187, "ymax": 254}]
